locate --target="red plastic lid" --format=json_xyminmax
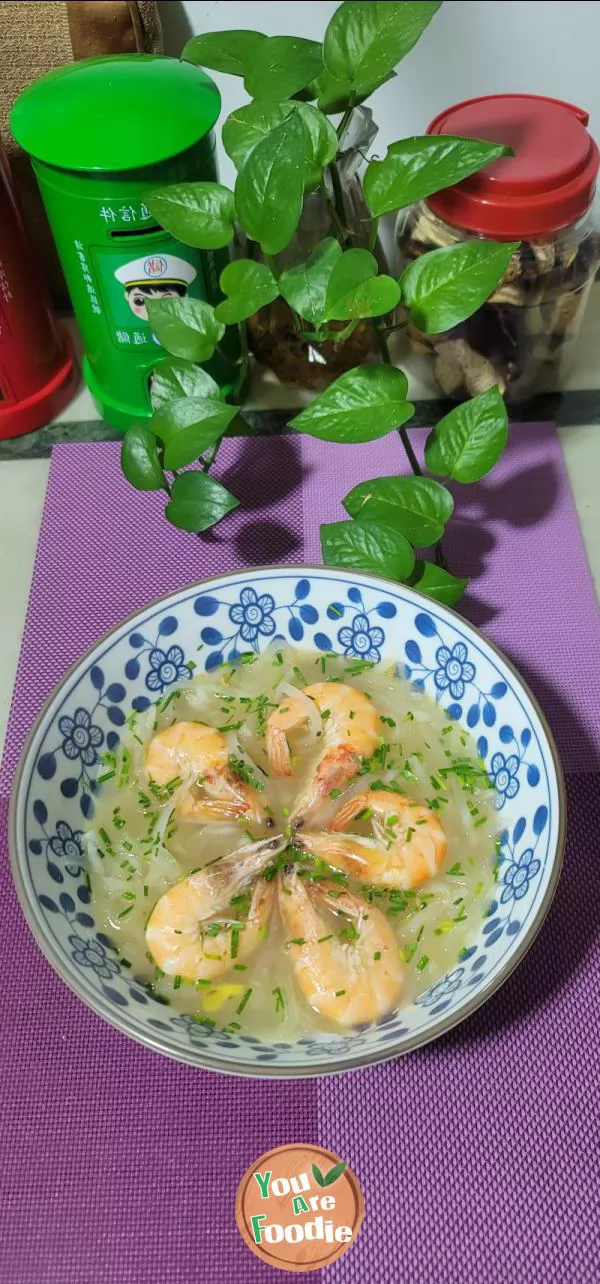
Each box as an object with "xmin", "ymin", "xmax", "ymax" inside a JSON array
[{"xmin": 426, "ymin": 94, "xmax": 600, "ymax": 238}]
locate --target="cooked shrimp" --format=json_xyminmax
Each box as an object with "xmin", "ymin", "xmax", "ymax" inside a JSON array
[
  {"xmin": 301, "ymin": 789, "xmax": 447, "ymax": 890},
  {"xmin": 146, "ymin": 835, "xmax": 283, "ymax": 980},
  {"xmin": 146, "ymin": 720, "xmax": 268, "ymax": 825},
  {"xmin": 278, "ymin": 870, "xmax": 403, "ymax": 1026},
  {"xmin": 266, "ymin": 683, "xmax": 380, "ymax": 827}
]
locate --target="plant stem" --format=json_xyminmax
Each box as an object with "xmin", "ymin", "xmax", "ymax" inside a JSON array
[
  {"xmin": 374, "ymin": 323, "xmax": 422, "ymax": 477},
  {"xmin": 320, "ymin": 176, "xmax": 347, "ymax": 242},
  {"xmin": 329, "ymin": 162, "xmax": 351, "ymax": 246},
  {"xmin": 373, "ymin": 320, "xmax": 448, "ymax": 569},
  {"xmin": 367, "ymin": 217, "xmax": 380, "ymax": 253},
  {"xmin": 336, "ymin": 104, "xmax": 354, "ymax": 141},
  {"xmin": 201, "ymin": 439, "xmax": 222, "ymax": 473},
  {"xmin": 380, "ymin": 320, "xmax": 408, "ymax": 336},
  {"xmin": 373, "ymin": 320, "xmax": 392, "ymax": 366}
]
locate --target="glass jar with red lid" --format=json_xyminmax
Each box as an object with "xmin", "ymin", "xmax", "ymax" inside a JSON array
[{"xmin": 396, "ymin": 94, "xmax": 600, "ymax": 402}]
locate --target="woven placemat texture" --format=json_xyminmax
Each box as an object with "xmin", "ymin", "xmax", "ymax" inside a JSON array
[{"xmin": 1, "ymin": 425, "xmax": 598, "ymax": 1282}]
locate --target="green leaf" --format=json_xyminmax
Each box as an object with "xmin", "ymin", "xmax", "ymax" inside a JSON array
[
  {"xmin": 321, "ymin": 518, "xmax": 415, "ymax": 580},
  {"xmin": 400, "ymin": 240, "xmax": 519, "ymax": 334},
  {"xmin": 235, "ymin": 112, "xmax": 307, "ymax": 255},
  {"xmin": 311, "ymin": 1164, "xmax": 326, "ymax": 1188},
  {"xmin": 291, "ymin": 365, "xmax": 414, "ymax": 443},
  {"xmin": 182, "ymin": 30, "xmax": 266, "ymax": 77},
  {"xmin": 121, "ymin": 423, "xmax": 167, "ymax": 492},
  {"xmin": 223, "ymin": 101, "xmax": 336, "ymax": 189},
  {"xmin": 295, "ymin": 104, "xmax": 339, "ymax": 186},
  {"xmin": 147, "ymin": 297, "xmax": 225, "ymax": 363},
  {"xmin": 343, "ymin": 475, "xmax": 453, "ymax": 546},
  {"xmin": 323, "ymin": 248, "xmax": 400, "ymax": 321},
  {"xmin": 150, "ymin": 359, "xmax": 220, "ymax": 411},
  {"xmin": 424, "ymin": 386, "xmax": 508, "ymax": 483},
  {"xmin": 146, "ymin": 183, "xmax": 235, "ymax": 250},
  {"xmin": 313, "ymin": 66, "xmax": 397, "ymax": 114},
  {"xmin": 408, "ymin": 560, "xmax": 468, "ymax": 605},
  {"xmin": 323, "ymin": 1161, "xmax": 347, "ymax": 1186},
  {"xmin": 223, "ymin": 102, "xmax": 294, "ymax": 171},
  {"xmin": 364, "ymin": 136, "xmax": 512, "ymax": 217},
  {"xmin": 323, "ymin": 1, "xmax": 441, "ymax": 93},
  {"xmin": 165, "ymin": 470, "xmax": 239, "ymax": 533},
  {"xmin": 151, "ymin": 397, "xmax": 238, "ymax": 471},
  {"xmin": 279, "ymin": 238, "xmax": 342, "ymax": 326},
  {"xmin": 214, "ymin": 260, "xmax": 279, "ymax": 325},
  {"xmin": 245, "ymin": 36, "xmax": 323, "ymax": 102}
]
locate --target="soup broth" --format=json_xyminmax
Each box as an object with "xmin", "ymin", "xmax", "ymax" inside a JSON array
[{"xmin": 86, "ymin": 648, "xmax": 499, "ymax": 1041}]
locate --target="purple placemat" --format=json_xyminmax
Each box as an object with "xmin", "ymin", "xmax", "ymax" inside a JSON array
[{"xmin": 1, "ymin": 425, "xmax": 599, "ymax": 1284}]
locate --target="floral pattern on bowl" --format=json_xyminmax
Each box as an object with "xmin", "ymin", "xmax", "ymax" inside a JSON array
[{"xmin": 10, "ymin": 568, "xmax": 564, "ymax": 1077}]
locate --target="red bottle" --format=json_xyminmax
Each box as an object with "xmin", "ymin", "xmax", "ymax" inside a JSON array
[{"xmin": 0, "ymin": 138, "xmax": 78, "ymax": 439}]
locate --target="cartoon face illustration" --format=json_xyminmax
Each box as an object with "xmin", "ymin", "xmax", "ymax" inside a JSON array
[
  {"xmin": 125, "ymin": 282, "xmax": 186, "ymax": 322},
  {"xmin": 114, "ymin": 254, "xmax": 198, "ymax": 325}
]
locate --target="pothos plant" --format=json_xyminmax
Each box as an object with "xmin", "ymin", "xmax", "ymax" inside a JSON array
[{"xmin": 121, "ymin": 0, "xmax": 518, "ymax": 607}]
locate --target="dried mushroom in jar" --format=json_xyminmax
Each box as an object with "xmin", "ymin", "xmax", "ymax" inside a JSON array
[{"xmin": 398, "ymin": 203, "xmax": 600, "ymax": 402}]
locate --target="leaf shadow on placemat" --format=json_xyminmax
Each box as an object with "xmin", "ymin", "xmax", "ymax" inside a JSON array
[
  {"xmin": 204, "ymin": 434, "xmax": 311, "ymax": 564},
  {"xmin": 448, "ymin": 451, "xmax": 562, "ymax": 628}
]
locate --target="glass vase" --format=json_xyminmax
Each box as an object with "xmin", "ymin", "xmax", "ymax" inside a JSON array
[{"xmin": 247, "ymin": 108, "xmax": 393, "ymax": 388}]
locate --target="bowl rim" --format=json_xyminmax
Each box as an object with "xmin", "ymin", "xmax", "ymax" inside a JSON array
[{"xmin": 9, "ymin": 564, "xmax": 567, "ymax": 1078}]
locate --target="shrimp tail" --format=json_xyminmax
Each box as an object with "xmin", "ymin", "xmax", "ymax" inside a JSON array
[
  {"xmin": 329, "ymin": 792, "xmax": 371, "ymax": 831},
  {"xmin": 220, "ymin": 834, "xmax": 287, "ymax": 891},
  {"xmin": 265, "ymin": 725, "xmax": 293, "ymax": 777},
  {"xmin": 291, "ymin": 745, "xmax": 360, "ymax": 828},
  {"xmin": 299, "ymin": 831, "xmax": 362, "ymax": 874}
]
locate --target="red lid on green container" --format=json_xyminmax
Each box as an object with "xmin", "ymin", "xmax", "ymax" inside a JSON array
[{"xmin": 426, "ymin": 93, "xmax": 600, "ymax": 238}]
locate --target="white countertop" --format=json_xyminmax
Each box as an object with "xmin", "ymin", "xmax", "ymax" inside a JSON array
[{"xmin": 1, "ymin": 334, "xmax": 599, "ymax": 759}]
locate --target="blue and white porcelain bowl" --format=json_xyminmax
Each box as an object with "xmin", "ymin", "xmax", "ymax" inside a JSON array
[{"xmin": 10, "ymin": 568, "xmax": 565, "ymax": 1077}]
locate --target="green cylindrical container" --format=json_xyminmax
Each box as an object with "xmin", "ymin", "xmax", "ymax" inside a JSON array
[{"xmin": 11, "ymin": 55, "xmax": 239, "ymax": 429}]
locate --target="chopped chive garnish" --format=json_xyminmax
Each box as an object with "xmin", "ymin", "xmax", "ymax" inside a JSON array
[
  {"xmin": 173, "ymin": 975, "xmax": 182, "ymax": 990},
  {"xmin": 288, "ymin": 937, "xmax": 306, "ymax": 945},
  {"xmin": 317, "ymin": 934, "xmax": 333, "ymax": 943},
  {"xmin": 272, "ymin": 985, "xmax": 286, "ymax": 1015},
  {"xmin": 97, "ymin": 770, "xmax": 115, "ymax": 783},
  {"xmin": 230, "ymin": 924, "xmax": 240, "ymax": 960},
  {"xmin": 292, "ymin": 665, "xmax": 308, "ymax": 685},
  {"xmin": 228, "ymin": 753, "xmax": 264, "ymax": 792},
  {"xmin": 117, "ymin": 905, "xmax": 134, "ymax": 918},
  {"xmin": 380, "ymin": 715, "xmax": 396, "ymax": 727},
  {"xmin": 335, "ymin": 989, "xmax": 346, "ymax": 997},
  {"xmin": 236, "ymin": 988, "xmax": 252, "ymax": 1015},
  {"xmin": 158, "ymin": 689, "xmax": 180, "ymax": 713},
  {"xmin": 447, "ymin": 863, "xmax": 464, "ymax": 876},
  {"xmin": 416, "ymin": 955, "xmax": 429, "ymax": 972},
  {"xmin": 374, "ymin": 950, "xmax": 382, "ymax": 961},
  {"xmin": 330, "ymin": 788, "xmax": 342, "ymax": 799}
]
